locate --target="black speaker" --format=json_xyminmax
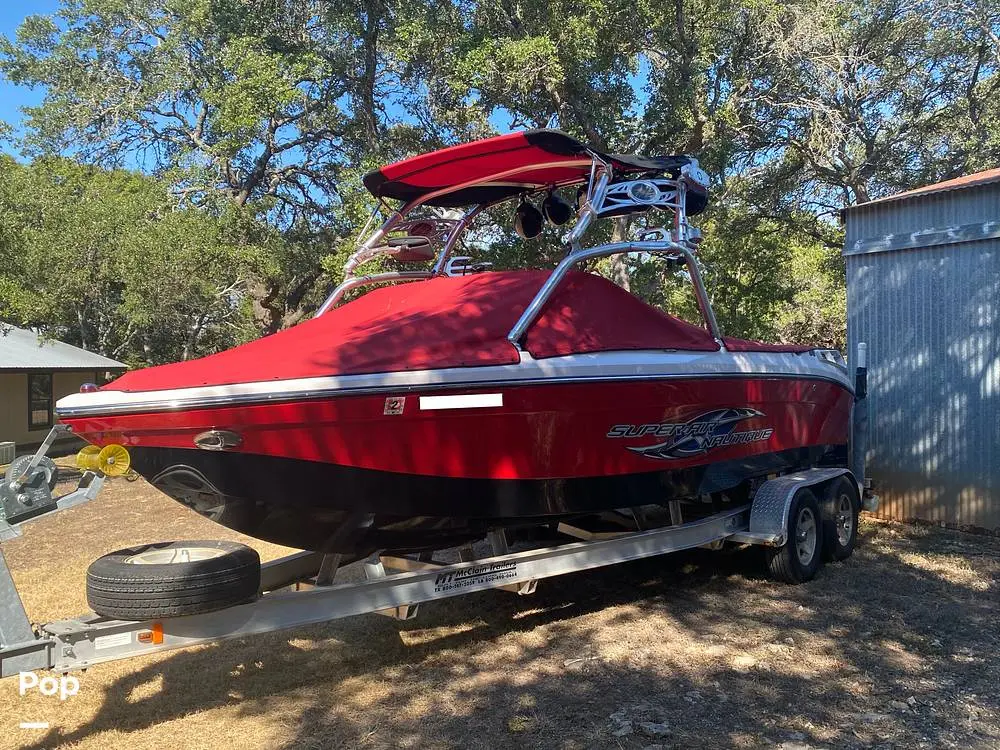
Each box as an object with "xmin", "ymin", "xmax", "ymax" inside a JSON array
[
  {"xmin": 541, "ymin": 191, "xmax": 573, "ymax": 225},
  {"xmin": 514, "ymin": 200, "xmax": 544, "ymax": 238}
]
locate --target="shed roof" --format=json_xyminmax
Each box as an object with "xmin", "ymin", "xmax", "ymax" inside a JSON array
[
  {"xmin": 844, "ymin": 167, "xmax": 1000, "ymax": 212},
  {"xmin": 0, "ymin": 327, "xmax": 127, "ymax": 371}
]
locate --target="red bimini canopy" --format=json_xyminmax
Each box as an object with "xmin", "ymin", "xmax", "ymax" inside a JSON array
[
  {"xmin": 363, "ymin": 129, "xmax": 704, "ymax": 209},
  {"xmin": 104, "ymin": 271, "xmax": 723, "ymax": 393}
]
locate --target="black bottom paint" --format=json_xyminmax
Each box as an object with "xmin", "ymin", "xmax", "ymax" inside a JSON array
[{"xmin": 133, "ymin": 445, "xmax": 847, "ymax": 554}]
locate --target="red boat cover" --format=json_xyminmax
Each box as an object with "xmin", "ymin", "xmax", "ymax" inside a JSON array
[
  {"xmin": 106, "ymin": 271, "xmax": 730, "ymax": 393},
  {"xmin": 363, "ymin": 130, "xmax": 702, "ymax": 209}
]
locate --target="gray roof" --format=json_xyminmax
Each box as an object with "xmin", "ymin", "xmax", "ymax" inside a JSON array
[
  {"xmin": 0, "ymin": 326, "xmax": 127, "ymax": 371},
  {"xmin": 843, "ymin": 167, "xmax": 1000, "ymax": 213}
]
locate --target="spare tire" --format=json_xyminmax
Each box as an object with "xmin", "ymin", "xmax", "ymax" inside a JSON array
[{"xmin": 87, "ymin": 540, "xmax": 260, "ymax": 619}]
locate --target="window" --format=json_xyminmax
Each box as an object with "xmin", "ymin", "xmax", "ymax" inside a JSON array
[{"xmin": 28, "ymin": 373, "xmax": 53, "ymax": 430}]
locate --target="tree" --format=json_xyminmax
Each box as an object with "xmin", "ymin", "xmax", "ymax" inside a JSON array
[
  {"xmin": 4, "ymin": 0, "xmax": 998, "ymax": 353},
  {"xmin": 390, "ymin": 0, "xmax": 848, "ymax": 338},
  {"xmin": 0, "ymin": 156, "xmax": 270, "ymax": 365},
  {"xmin": 759, "ymin": 0, "xmax": 1000, "ymax": 206},
  {"xmin": 0, "ymin": 0, "xmax": 414, "ymax": 333}
]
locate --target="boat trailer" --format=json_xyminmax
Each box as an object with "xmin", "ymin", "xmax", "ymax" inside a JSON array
[
  {"xmin": 0, "ymin": 345, "xmax": 875, "ymax": 678},
  {"xmin": 0, "ymin": 467, "xmax": 874, "ymax": 678}
]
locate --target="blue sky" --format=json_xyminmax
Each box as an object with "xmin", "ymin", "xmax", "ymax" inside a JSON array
[{"xmin": 0, "ymin": 2, "xmax": 60, "ymax": 142}]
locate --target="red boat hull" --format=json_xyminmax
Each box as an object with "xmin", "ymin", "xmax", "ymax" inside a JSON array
[
  {"xmin": 61, "ymin": 375, "xmax": 851, "ymax": 553},
  {"xmin": 64, "ymin": 377, "xmax": 848, "ymax": 479}
]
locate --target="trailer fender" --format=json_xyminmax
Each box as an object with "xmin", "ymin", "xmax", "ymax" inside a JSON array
[{"xmin": 732, "ymin": 468, "xmax": 855, "ymax": 547}]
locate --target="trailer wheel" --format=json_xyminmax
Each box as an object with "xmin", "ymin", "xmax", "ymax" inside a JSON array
[
  {"xmin": 822, "ymin": 476, "xmax": 860, "ymax": 562},
  {"xmin": 87, "ymin": 540, "xmax": 260, "ymax": 619},
  {"xmin": 765, "ymin": 489, "xmax": 823, "ymax": 584}
]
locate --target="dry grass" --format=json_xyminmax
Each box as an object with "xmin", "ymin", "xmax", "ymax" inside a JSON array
[{"xmin": 1, "ymin": 464, "xmax": 998, "ymax": 749}]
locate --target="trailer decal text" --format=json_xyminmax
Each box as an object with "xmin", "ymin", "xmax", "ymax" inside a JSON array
[{"xmin": 434, "ymin": 561, "xmax": 518, "ymax": 592}]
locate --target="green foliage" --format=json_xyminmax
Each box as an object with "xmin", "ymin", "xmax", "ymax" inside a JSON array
[
  {"xmin": 0, "ymin": 0, "xmax": 379, "ymax": 332},
  {"xmin": 1, "ymin": 0, "xmax": 997, "ymax": 359},
  {"xmin": 0, "ymin": 156, "xmax": 275, "ymax": 365},
  {"xmin": 695, "ymin": 212, "xmax": 797, "ymax": 343},
  {"xmin": 775, "ymin": 242, "xmax": 847, "ymax": 350}
]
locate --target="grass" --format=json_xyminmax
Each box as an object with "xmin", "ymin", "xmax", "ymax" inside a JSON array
[{"xmin": 1, "ymin": 464, "xmax": 998, "ymax": 749}]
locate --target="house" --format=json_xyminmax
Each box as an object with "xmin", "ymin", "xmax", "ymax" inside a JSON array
[
  {"xmin": 843, "ymin": 168, "xmax": 1000, "ymax": 532},
  {"xmin": 0, "ymin": 326, "xmax": 126, "ymax": 451}
]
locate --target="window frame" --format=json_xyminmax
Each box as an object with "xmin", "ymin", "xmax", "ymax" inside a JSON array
[{"xmin": 27, "ymin": 372, "xmax": 53, "ymax": 431}]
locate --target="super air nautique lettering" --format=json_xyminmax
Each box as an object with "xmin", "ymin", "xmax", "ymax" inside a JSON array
[{"xmin": 608, "ymin": 408, "xmax": 774, "ymax": 460}]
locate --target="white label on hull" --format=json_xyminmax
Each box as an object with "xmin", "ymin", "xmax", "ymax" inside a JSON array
[{"xmin": 418, "ymin": 393, "xmax": 503, "ymax": 410}]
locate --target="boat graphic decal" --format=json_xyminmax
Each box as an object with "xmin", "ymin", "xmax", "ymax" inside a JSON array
[{"xmin": 607, "ymin": 408, "xmax": 773, "ymax": 459}]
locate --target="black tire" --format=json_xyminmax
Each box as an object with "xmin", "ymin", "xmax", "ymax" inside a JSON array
[
  {"xmin": 765, "ymin": 488, "xmax": 823, "ymax": 584},
  {"xmin": 822, "ymin": 476, "xmax": 860, "ymax": 562},
  {"xmin": 87, "ymin": 540, "xmax": 260, "ymax": 619}
]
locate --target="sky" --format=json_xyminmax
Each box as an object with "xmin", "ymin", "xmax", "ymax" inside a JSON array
[{"xmin": 0, "ymin": 2, "xmax": 60, "ymax": 145}]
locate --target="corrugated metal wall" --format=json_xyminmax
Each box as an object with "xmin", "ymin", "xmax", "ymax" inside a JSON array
[{"xmin": 845, "ymin": 184, "xmax": 1000, "ymax": 531}]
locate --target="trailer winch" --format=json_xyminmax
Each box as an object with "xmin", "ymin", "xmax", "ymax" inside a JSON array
[{"xmin": 0, "ymin": 425, "xmax": 120, "ymax": 542}]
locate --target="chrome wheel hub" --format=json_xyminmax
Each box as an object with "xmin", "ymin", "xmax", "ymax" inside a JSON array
[
  {"xmin": 835, "ymin": 494, "xmax": 854, "ymax": 547},
  {"xmin": 795, "ymin": 507, "xmax": 817, "ymax": 565},
  {"xmin": 124, "ymin": 546, "xmax": 227, "ymax": 565}
]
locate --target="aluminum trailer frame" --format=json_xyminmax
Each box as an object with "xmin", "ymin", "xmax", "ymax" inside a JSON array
[{"xmin": 0, "ymin": 466, "xmax": 868, "ymax": 678}]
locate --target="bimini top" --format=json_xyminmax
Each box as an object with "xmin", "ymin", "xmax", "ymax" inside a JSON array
[{"xmin": 362, "ymin": 129, "xmax": 702, "ymax": 209}]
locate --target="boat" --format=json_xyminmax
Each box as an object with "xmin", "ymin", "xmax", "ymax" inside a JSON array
[{"xmin": 55, "ymin": 129, "xmax": 854, "ymax": 555}]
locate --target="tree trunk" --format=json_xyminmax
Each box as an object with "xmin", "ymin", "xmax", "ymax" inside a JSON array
[
  {"xmin": 250, "ymin": 279, "xmax": 284, "ymax": 335},
  {"xmin": 608, "ymin": 218, "xmax": 631, "ymax": 291}
]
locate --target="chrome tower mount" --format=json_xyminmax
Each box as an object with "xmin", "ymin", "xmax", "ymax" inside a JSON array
[{"xmin": 314, "ymin": 152, "xmax": 721, "ymax": 349}]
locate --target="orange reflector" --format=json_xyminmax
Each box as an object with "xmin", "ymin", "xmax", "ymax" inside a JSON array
[{"xmin": 138, "ymin": 623, "xmax": 164, "ymax": 645}]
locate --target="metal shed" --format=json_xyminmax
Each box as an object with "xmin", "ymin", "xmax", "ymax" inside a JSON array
[{"xmin": 843, "ymin": 170, "xmax": 1000, "ymax": 532}]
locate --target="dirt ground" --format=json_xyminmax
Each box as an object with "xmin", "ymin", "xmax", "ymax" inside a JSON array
[{"xmin": 1, "ymin": 464, "xmax": 998, "ymax": 750}]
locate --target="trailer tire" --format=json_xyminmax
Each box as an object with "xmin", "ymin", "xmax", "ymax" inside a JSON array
[
  {"xmin": 87, "ymin": 540, "xmax": 260, "ymax": 619},
  {"xmin": 765, "ymin": 489, "xmax": 823, "ymax": 584},
  {"xmin": 822, "ymin": 476, "xmax": 860, "ymax": 562}
]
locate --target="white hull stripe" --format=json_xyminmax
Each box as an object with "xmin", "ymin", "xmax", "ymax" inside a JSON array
[
  {"xmin": 56, "ymin": 350, "xmax": 853, "ymax": 417},
  {"xmin": 419, "ymin": 393, "xmax": 503, "ymax": 410}
]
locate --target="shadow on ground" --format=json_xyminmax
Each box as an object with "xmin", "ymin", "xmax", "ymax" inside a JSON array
[{"xmin": 17, "ymin": 522, "xmax": 1000, "ymax": 749}]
